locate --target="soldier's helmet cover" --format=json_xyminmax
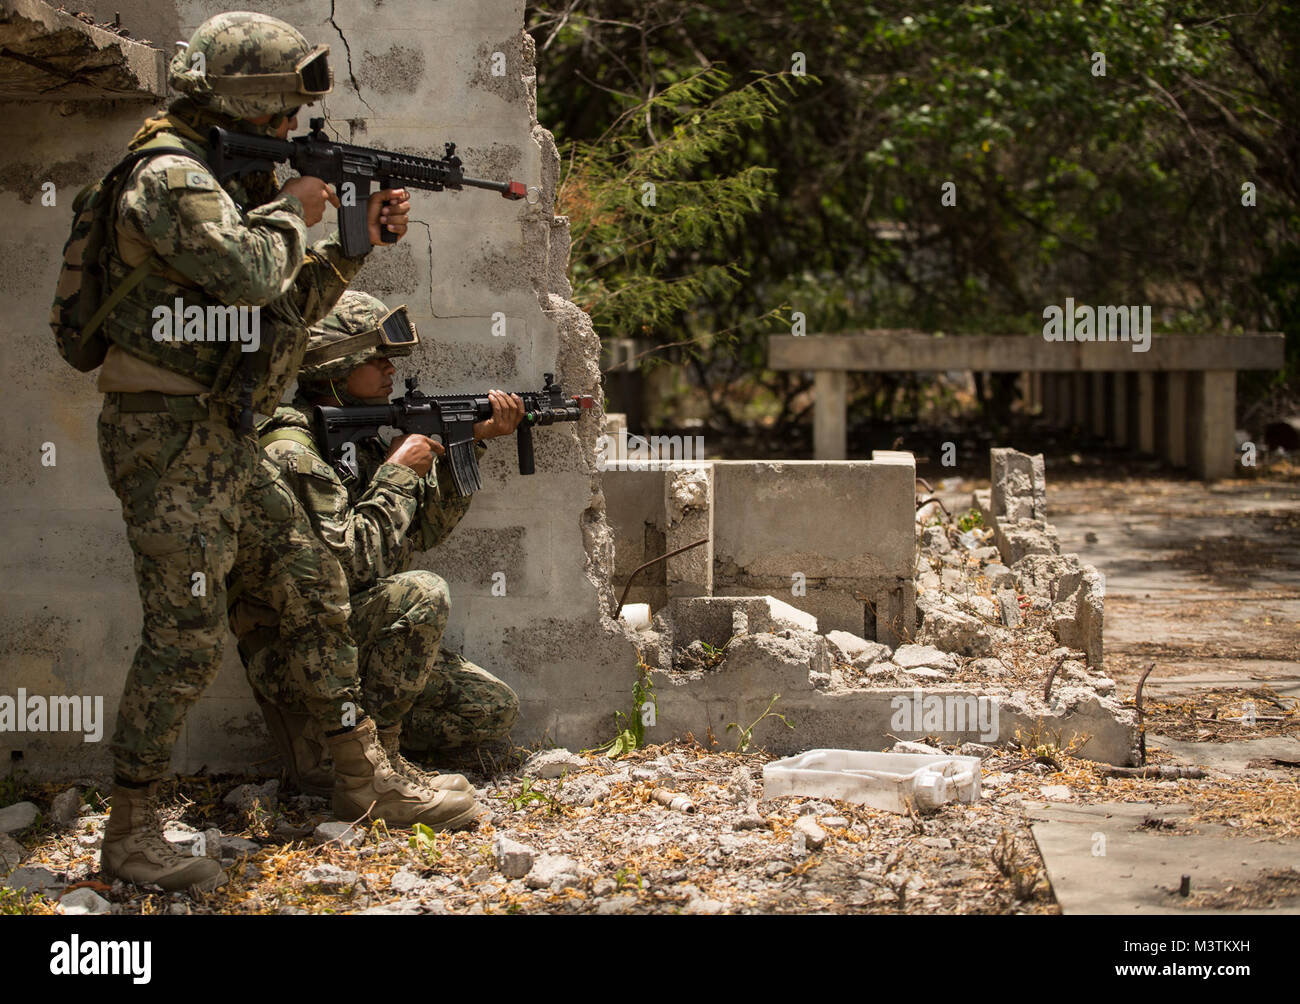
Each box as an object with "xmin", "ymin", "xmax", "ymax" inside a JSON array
[
  {"xmin": 169, "ymin": 11, "xmax": 332, "ymax": 122},
  {"xmin": 300, "ymin": 291, "xmax": 419, "ymax": 386}
]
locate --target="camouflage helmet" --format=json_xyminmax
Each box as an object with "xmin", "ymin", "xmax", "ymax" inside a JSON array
[
  {"xmin": 169, "ymin": 11, "xmax": 332, "ymax": 122},
  {"xmin": 300, "ymin": 291, "xmax": 419, "ymax": 386}
]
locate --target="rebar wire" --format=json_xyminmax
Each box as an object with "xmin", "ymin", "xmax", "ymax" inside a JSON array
[
  {"xmin": 915, "ymin": 495, "xmax": 952, "ymax": 519},
  {"xmin": 614, "ymin": 537, "xmax": 711, "ymax": 621},
  {"xmin": 1135, "ymin": 662, "xmax": 1158, "ymax": 766}
]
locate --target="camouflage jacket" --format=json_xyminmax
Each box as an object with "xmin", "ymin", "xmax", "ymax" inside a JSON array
[
  {"xmin": 105, "ymin": 113, "xmax": 363, "ymax": 414},
  {"xmin": 256, "ymin": 401, "xmax": 485, "ymax": 593}
]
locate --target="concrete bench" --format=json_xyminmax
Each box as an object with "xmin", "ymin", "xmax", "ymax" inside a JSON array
[{"xmin": 768, "ymin": 333, "xmax": 1286, "ymax": 479}]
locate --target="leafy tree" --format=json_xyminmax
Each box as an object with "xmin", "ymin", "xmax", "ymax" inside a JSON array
[
  {"xmin": 529, "ymin": 1, "xmax": 1300, "ymax": 440},
  {"xmin": 561, "ymin": 67, "xmax": 799, "ymax": 348}
]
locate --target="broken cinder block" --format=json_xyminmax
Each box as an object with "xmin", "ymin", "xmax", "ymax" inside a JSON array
[{"xmin": 990, "ymin": 447, "xmax": 1047, "ymax": 523}]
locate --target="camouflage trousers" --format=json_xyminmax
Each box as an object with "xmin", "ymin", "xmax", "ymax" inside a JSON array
[
  {"xmin": 99, "ymin": 395, "xmax": 362, "ymax": 783},
  {"xmin": 247, "ymin": 569, "xmax": 518, "ymax": 752}
]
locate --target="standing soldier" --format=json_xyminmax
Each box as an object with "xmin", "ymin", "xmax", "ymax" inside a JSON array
[
  {"xmin": 90, "ymin": 12, "xmax": 466, "ymax": 893},
  {"xmin": 229, "ymin": 291, "xmax": 520, "ymax": 801}
]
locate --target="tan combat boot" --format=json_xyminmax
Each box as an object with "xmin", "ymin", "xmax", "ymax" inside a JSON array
[
  {"xmin": 377, "ymin": 723, "xmax": 473, "ymax": 793},
  {"xmin": 101, "ymin": 783, "xmax": 228, "ymax": 893},
  {"xmin": 326, "ymin": 718, "xmax": 480, "ymax": 831},
  {"xmin": 254, "ymin": 693, "xmax": 334, "ymax": 797}
]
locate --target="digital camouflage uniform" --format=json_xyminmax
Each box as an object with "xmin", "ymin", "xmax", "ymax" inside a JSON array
[
  {"xmin": 96, "ymin": 19, "xmax": 364, "ymax": 785},
  {"xmin": 231, "ymin": 293, "xmax": 519, "ymax": 753},
  {"xmin": 86, "ymin": 15, "xmax": 480, "ymax": 895}
]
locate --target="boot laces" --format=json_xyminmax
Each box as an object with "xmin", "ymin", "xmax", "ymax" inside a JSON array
[
  {"xmin": 370, "ymin": 731, "xmax": 401, "ymax": 777},
  {"xmin": 378, "ymin": 730, "xmax": 440, "ymax": 783},
  {"xmin": 135, "ymin": 788, "xmax": 185, "ymax": 860},
  {"xmin": 393, "ymin": 750, "xmax": 440, "ymax": 786}
]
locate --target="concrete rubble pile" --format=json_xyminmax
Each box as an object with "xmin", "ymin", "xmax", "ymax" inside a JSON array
[
  {"xmin": 970, "ymin": 448, "xmax": 1105, "ymax": 667},
  {"xmin": 620, "ymin": 448, "xmax": 1134, "ymax": 764}
]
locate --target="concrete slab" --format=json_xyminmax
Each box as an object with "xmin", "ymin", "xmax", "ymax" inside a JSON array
[
  {"xmin": 1026, "ymin": 800, "xmax": 1300, "ymax": 914},
  {"xmin": 1148, "ymin": 734, "xmax": 1300, "ymax": 774},
  {"xmin": 769, "ymin": 334, "xmax": 1286, "ymax": 372},
  {"xmin": 0, "ymin": 0, "xmax": 166, "ymax": 100},
  {"xmin": 1046, "ymin": 477, "xmax": 1300, "ymax": 685},
  {"xmin": 1139, "ymin": 669, "xmax": 1300, "ymax": 699}
]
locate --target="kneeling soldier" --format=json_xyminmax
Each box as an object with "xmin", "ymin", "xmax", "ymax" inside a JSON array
[{"xmin": 229, "ymin": 291, "xmax": 520, "ymax": 820}]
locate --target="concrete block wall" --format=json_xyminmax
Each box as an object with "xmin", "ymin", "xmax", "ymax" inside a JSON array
[
  {"xmin": 1, "ymin": 3, "xmax": 176, "ymax": 778},
  {"xmin": 1, "ymin": 0, "xmax": 645, "ymax": 777},
  {"xmin": 603, "ymin": 451, "xmax": 917, "ymax": 646}
]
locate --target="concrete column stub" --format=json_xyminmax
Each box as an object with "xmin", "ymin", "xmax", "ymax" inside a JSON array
[
  {"xmin": 1090, "ymin": 372, "xmax": 1108, "ymax": 438},
  {"xmin": 1188, "ymin": 370, "xmax": 1236, "ymax": 480},
  {"xmin": 1134, "ymin": 372, "xmax": 1156, "ymax": 455},
  {"xmin": 1110, "ymin": 372, "xmax": 1129, "ymax": 447},
  {"xmin": 664, "ymin": 464, "xmax": 714, "ymax": 598},
  {"xmin": 813, "ymin": 370, "xmax": 848, "ymax": 460},
  {"xmin": 1072, "ymin": 372, "xmax": 1090, "ymax": 427},
  {"xmin": 1054, "ymin": 373, "xmax": 1071, "ymax": 427},
  {"xmin": 1159, "ymin": 371, "xmax": 1189, "ymax": 468}
]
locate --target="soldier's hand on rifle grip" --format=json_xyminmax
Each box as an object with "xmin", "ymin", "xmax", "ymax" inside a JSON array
[
  {"xmin": 473, "ymin": 390, "xmax": 526, "ymax": 441},
  {"xmin": 369, "ymin": 187, "xmax": 411, "ymax": 245},
  {"xmin": 386, "ymin": 432, "xmax": 443, "ymax": 477},
  {"xmin": 280, "ymin": 176, "xmax": 339, "ymax": 227}
]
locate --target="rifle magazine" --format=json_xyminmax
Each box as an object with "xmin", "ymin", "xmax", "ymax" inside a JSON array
[{"xmin": 448, "ymin": 441, "xmax": 482, "ymax": 496}]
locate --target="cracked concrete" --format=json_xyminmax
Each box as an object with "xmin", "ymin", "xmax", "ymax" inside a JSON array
[
  {"xmin": 0, "ymin": 0, "xmax": 166, "ymax": 100},
  {"xmin": 328, "ymin": 0, "xmax": 376, "ymax": 113},
  {"xmin": 1027, "ymin": 800, "xmax": 1300, "ymax": 914}
]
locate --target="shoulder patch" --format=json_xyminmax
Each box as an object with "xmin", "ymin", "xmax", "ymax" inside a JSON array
[
  {"xmin": 165, "ymin": 167, "xmax": 217, "ymax": 192},
  {"xmin": 295, "ymin": 453, "xmax": 338, "ymax": 480}
]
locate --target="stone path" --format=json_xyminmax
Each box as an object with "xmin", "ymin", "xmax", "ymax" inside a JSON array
[
  {"xmin": 1027, "ymin": 467, "xmax": 1298, "ymax": 913},
  {"xmin": 1023, "ymin": 799, "xmax": 1300, "ymax": 914},
  {"xmin": 1048, "ymin": 471, "xmax": 1300, "ymax": 695}
]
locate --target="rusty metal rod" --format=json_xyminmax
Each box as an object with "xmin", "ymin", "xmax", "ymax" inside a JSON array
[
  {"xmin": 651, "ymin": 788, "xmax": 696, "ymax": 813},
  {"xmin": 1043, "ymin": 661, "xmax": 1061, "ymax": 703},
  {"xmin": 915, "ymin": 495, "xmax": 952, "ymax": 519},
  {"xmin": 614, "ymin": 537, "xmax": 711, "ymax": 621},
  {"xmin": 1135, "ymin": 662, "xmax": 1157, "ymax": 767},
  {"xmin": 1098, "ymin": 765, "xmax": 1204, "ymax": 780}
]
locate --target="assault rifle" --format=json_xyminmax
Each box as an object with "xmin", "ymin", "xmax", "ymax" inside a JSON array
[
  {"xmin": 209, "ymin": 117, "xmax": 527, "ymax": 257},
  {"xmin": 312, "ymin": 373, "xmax": 595, "ymax": 495}
]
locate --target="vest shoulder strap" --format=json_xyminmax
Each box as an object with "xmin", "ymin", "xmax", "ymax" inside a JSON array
[
  {"xmin": 258, "ymin": 427, "xmax": 321, "ymax": 456},
  {"xmin": 83, "ymin": 140, "xmax": 208, "ymax": 343}
]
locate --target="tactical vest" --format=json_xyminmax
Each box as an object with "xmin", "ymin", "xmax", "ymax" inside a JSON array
[
  {"xmin": 97, "ymin": 132, "xmax": 240, "ymax": 392},
  {"xmin": 100, "ymin": 131, "xmax": 310, "ymax": 415}
]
